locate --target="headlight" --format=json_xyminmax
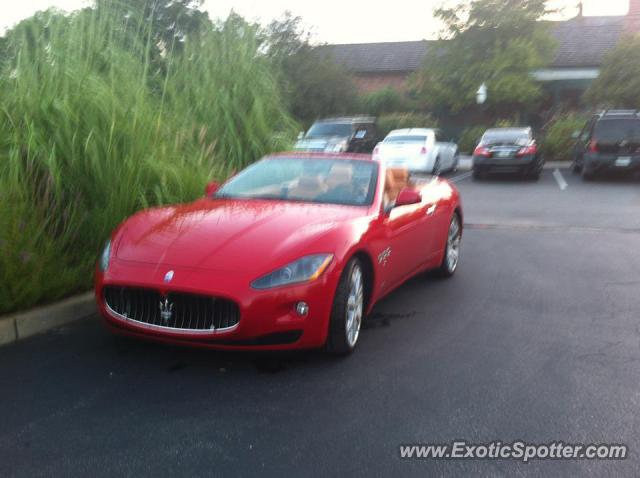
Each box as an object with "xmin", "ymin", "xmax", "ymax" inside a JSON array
[
  {"xmin": 325, "ymin": 141, "xmax": 347, "ymax": 153},
  {"xmin": 251, "ymin": 254, "xmax": 333, "ymax": 289},
  {"xmin": 99, "ymin": 240, "xmax": 111, "ymax": 272}
]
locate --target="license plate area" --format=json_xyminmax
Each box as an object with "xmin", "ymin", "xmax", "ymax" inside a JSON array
[
  {"xmin": 615, "ymin": 157, "xmax": 631, "ymax": 167},
  {"xmin": 495, "ymin": 150, "xmax": 513, "ymax": 158}
]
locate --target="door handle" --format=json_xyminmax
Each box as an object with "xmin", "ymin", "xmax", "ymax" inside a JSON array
[{"xmin": 426, "ymin": 204, "xmax": 437, "ymax": 216}]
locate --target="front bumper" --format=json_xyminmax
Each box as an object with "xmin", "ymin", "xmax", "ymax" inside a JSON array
[
  {"xmin": 473, "ymin": 155, "xmax": 540, "ymax": 174},
  {"xmin": 95, "ymin": 258, "xmax": 340, "ymax": 351},
  {"xmin": 583, "ymin": 153, "xmax": 640, "ymax": 175}
]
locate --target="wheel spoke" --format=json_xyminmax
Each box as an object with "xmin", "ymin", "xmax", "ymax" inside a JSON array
[
  {"xmin": 446, "ymin": 216, "xmax": 461, "ymax": 272},
  {"xmin": 345, "ymin": 264, "xmax": 364, "ymax": 348}
]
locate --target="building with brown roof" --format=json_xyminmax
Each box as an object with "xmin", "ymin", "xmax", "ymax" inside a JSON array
[{"xmin": 322, "ymin": 1, "xmax": 640, "ymax": 96}]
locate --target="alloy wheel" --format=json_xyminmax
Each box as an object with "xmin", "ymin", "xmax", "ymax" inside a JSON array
[
  {"xmin": 446, "ymin": 215, "xmax": 461, "ymax": 273},
  {"xmin": 345, "ymin": 264, "xmax": 364, "ymax": 348}
]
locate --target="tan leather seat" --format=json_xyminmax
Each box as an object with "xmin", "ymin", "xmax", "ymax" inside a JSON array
[{"xmin": 384, "ymin": 167, "xmax": 410, "ymax": 205}]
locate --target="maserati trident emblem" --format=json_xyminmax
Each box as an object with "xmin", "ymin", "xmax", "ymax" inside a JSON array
[
  {"xmin": 159, "ymin": 298, "xmax": 174, "ymax": 322},
  {"xmin": 164, "ymin": 270, "xmax": 174, "ymax": 283}
]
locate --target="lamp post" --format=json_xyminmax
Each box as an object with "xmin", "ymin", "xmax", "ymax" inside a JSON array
[{"xmin": 476, "ymin": 82, "xmax": 487, "ymax": 105}]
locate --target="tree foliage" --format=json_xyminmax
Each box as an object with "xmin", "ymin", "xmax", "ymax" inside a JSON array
[
  {"xmin": 95, "ymin": 0, "xmax": 212, "ymax": 47},
  {"xmin": 263, "ymin": 12, "xmax": 358, "ymax": 124},
  {"xmin": 585, "ymin": 34, "xmax": 640, "ymax": 109},
  {"xmin": 360, "ymin": 87, "xmax": 413, "ymax": 115},
  {"xmin": 413, "ymin": 0, "xmax": 555, "ymax": 117}
]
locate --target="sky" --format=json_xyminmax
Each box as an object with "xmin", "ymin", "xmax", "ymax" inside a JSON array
[{"xmin": 0, "ymin": 0, "xmax": 631, "ymax": 43}]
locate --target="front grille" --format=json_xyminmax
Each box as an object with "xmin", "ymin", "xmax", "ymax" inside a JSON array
[{"xmin": 103, "ymin": 286, "xmax": 240, "ymax": 331}]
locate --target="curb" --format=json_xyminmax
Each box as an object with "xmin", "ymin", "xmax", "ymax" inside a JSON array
[{"xmin": 0, "ymin": 292, "xmax": 96, "ymax": 348}]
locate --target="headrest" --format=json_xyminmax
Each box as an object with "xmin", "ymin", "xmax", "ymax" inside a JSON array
[{"xmin": 327, "ymin": 163, "xmax": 353, "ymax": 188}]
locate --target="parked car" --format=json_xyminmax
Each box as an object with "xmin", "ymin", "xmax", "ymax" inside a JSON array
[
  {"xmin": 372, "ymin": 128, "xmax": 458, "ymax": 175},
  {"xmin": 294, "ymin": 117, "xmax": 377, "ymax": 153},
  {"xmin": 96, "ymin": 153, "xmax": 462, "ymax": 355},
  {"xmin": 571, "ymin": 110, "xmax": 640, "ymax": 180},
  {"xmin": 472, "ymin": 127, "xmax": 543, "ymax": 180}
]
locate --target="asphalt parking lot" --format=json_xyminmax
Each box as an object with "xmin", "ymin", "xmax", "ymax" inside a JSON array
[{"xmin": 1, "ymin": 169, "xmax": 639, "ymax": 477}]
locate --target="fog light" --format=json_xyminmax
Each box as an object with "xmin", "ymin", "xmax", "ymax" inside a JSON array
[{"xmin": 296, "ymin": 301, "xmax": 309, "ymax": 317}]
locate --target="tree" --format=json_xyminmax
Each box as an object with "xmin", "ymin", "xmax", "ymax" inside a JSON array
[
  {"xmin": 263, "ymin": 12, "xmax": 359, "ymax": 124},
  {"xmin": 95, "ymin": 0, "xmax": 212, "ymax": 47},
  {"xmin": 585, "ymin": 35, "xmax": 640, "ymax": 109},
  {"xmin": 413, "ymin": 0, "xmax": 556, "ymax": 118},
  {"xmin": 360, "ymin": 87, "xmax": 412, "ymax": 115}
]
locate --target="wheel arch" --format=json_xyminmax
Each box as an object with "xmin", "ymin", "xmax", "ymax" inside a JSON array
[
  {"xmin": 350, "ymin": 250, "xmax": 375, "ymax": 313},
  {"xmin": 453, "ymin": 206, "xmax": 463, "ymax": 235}
]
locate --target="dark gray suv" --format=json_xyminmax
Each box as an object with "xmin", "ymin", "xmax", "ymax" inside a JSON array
[
  {"xmin": 294, "ymin": 117, "xmax": 377, "ymax": 154},
  {"xmin": 572, "ymin": 110, "xmax": 640, "ymax": 180}
]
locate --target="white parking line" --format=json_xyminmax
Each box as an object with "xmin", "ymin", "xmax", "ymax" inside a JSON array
[
  {"xmin": 449, "ymin": 171, "xmax": 473, "ymax": 183},
  {"xmin": 553, "ymin": 168, "xmax": 568, "ymax": 191}
]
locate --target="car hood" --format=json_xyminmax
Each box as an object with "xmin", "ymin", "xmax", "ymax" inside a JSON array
[
  {"xmin": 294, "ymin": 135, "xmax": 349, "ymax": 151},
  {"xmin": 115, "ymin": 199, "xmax": 366, "ymax": 273}
]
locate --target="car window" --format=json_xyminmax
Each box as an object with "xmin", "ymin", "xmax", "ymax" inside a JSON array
[
  {"xmin": 306, "ymin": 123, "xmax": 353, "ymax": 138},
  {"xmin": 366, "ymin": 124, "xmax": 376, "ymax": 137},
  {"xmin": 216, "ymin": 157, "xmax": 379, "ymax": 206},
  {"xmin": 481, "ymin": 130, "xmax": 530, "ymax": 145},
  {"xmin": 594, "ymin": 119, "xmax": 640, "ymax": 142},
  {"xmin": 384, "ymin": 135, "xmax": 428, "ymax": 143}
]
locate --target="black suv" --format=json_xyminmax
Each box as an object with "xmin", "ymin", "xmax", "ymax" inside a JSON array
[
  {"xmin": 572, "ymin": 110, "xmax": 640, "ymax": 180},
  {"xmin": 294, "ymin": 117, "xmax": 377, "ymax": 154}
]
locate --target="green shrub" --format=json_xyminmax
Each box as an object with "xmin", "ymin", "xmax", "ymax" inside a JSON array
[
  {"xmin": 457, "ymin": 126, "xmax": 487, "ymax": 154},
  {"xmin": 360, "ymin": 88, "xmax": 411, "ymax": 116},
  {"xmin": 376, "ymin": 112, "xmax": 439, "ymax": 142},
  {"xmin": 0, "ymin": 6, "xmax": 296, "ymax": 314},
  {"xmin": 540, "ymin": 113, "xmax": 586, "ymax": 161}
]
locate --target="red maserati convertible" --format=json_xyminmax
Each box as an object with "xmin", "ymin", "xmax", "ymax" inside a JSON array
[{"xmin": 95, "ymin": 152, "xmax": 462, "ymax": 354}]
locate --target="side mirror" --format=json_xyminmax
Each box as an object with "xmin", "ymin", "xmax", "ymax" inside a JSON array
[
  {"xmin": 297, "ymin": 131, "xmax": 304, "ymax": 140},
  {"xmin": 205, "ymin": 181, "xmax": 220, "ymax": 197},
  {"xmin": 395, "ymin": 188, "xmax": 422, "ymax": 207}
]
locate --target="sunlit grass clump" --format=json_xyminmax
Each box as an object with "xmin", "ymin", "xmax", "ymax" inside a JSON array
[{"xmin": 0, "ymin": 4, "xmax": 295, "ymax": 313}]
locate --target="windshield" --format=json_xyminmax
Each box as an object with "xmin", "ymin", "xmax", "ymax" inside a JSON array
[
  {"xmin": 384, "ymin": 135, "xmax": 428, "ymax": 143},
  {"xmin": 215, "ymin": 157, "xmax": 378, "ymax": 206},
  {"xmin": 594, "ymin": 119, "xmax": 640, "ymax": 142},
  {"xmin": 481, "ymin": 130, "xmax": 530, "ymax": 145},
  {"xmin": 305, "ymin": 122, "xmax": 353, "ymax": 138}
]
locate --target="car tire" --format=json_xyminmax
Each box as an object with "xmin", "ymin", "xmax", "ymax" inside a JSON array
[
  {"xmin": 326, "ymin": 257, "xmax": 365, "ymax": 355},
  {"xmin": 582, "ymin": 168, "xmax": 595, "ymax": 181},
  {"xmin": 432, "ymin": 157, "xmax": 441, "ymax": 176},
  {"xmin": 436, "ymin": 213, "xmax": 462, "ymax": 278},
  {"xmin": 472, "ymin": 169, "xmax": 484, "ymax": 180},
  {"xmin": 571, "ymin": 161, "xmax": 582, "ymax": 174},
  {"xmin": 451, "ymin": 155, "xmax": 459, "ymax": 173},
  {"xmin": 528, "ymin": 169, "xmax": 541, "ymax": 181}
]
